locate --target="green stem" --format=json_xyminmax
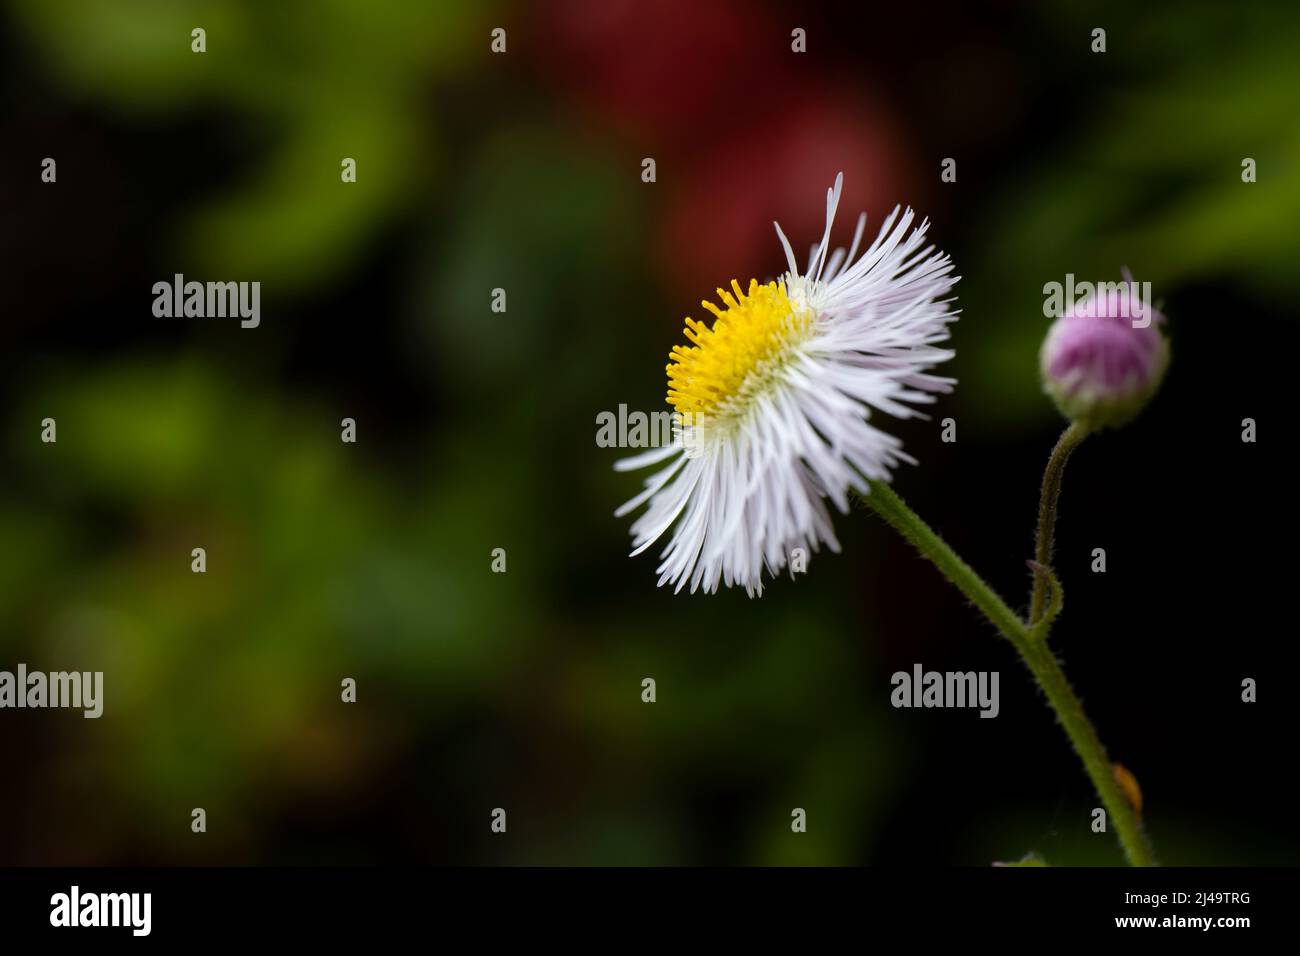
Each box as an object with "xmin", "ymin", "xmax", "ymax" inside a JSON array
[
  {"xmin": 1029, "ymin": 422, "xmax": 1090, "ymax": 624},
  {"xmin": 866, "ymin": 481, "xmax": 1027, "ymax": 651},
  {"xmin": 1021, "ymin": 640, "xmax": 1157, "ymax": 866},
  {"xmin": 864, "ymin": 479, "xmax": 1155, "ymax": 867}
]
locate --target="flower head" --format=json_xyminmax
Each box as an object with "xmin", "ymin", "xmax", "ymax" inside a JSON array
[
  {"xmin": 615, "ymin": 174, "xmax": 959, "ymax": 595},
  {"xmin": 1040, "ymin": 270, "xmax": 1169, "ymax": 429}
]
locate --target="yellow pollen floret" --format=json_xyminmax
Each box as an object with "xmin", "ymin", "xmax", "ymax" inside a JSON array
[{"xmin": 667, "ymin": 278, "xmax": 812, "ymax": 420}]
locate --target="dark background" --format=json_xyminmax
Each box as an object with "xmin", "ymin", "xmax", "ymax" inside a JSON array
[{"xmin": 0, "ymin": 0, "xmax": 1295, "ymax": 865}]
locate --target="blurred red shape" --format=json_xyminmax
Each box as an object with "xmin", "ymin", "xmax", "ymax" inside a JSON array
[{"xmin": 659, "ymin": 93, "xmax": 919, "ymax": 302}]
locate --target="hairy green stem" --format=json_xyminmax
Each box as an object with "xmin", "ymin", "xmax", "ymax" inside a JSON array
[
  {"xmin": 865, "ymin": 481, "xmax": 1027, "ymax": 650},
  {"xmin": 1029, "ymin": 422, "xmax": 1090, "ymax": 624},
  {"xmin": 864, "ymin": 479, "xmax": 1155, "ymax": 866},
  {"xmin": 1020, "ymin": 639, "xmax": 1156, "ymax": 866}
]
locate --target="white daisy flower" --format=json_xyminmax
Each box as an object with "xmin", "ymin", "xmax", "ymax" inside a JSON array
[{"xmin": 615, "ymin": 173, "xmax": 960, "ymax": 596}]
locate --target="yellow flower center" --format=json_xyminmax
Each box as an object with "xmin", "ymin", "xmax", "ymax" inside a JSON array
[{"xmin": 666, "ymin": 278, "xmax": 813, "ymax": 422}]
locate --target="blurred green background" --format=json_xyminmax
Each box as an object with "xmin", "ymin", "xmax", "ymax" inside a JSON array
[{"xmin": 1, "ymin": 0, "xmax": 1295, "ymax": 865}]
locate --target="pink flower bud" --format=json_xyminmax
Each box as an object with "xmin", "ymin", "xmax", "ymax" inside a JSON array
[{"xmin": 1040, "ymin": 271, "xmax": 1169, "ymax": 428}]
